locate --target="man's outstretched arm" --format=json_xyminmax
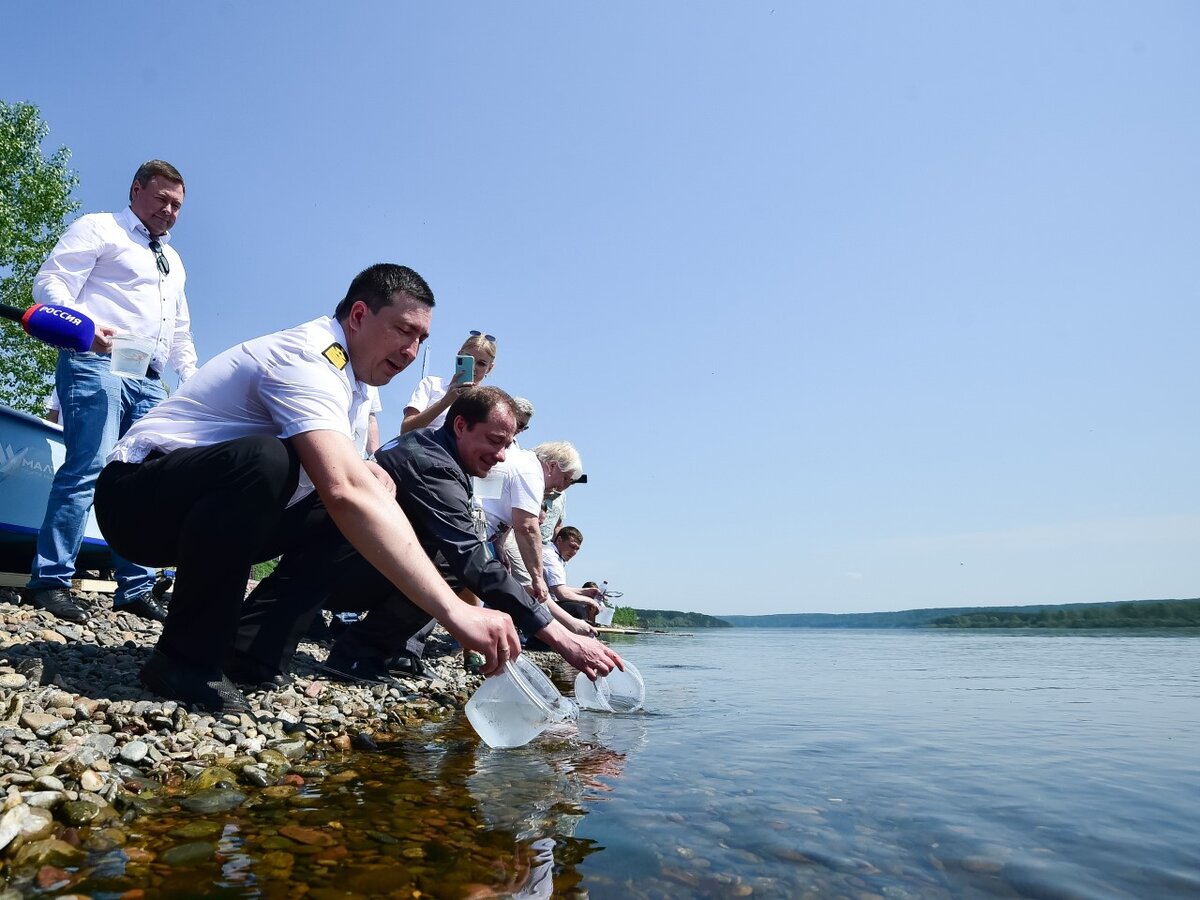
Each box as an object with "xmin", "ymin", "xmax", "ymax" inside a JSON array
[
  {"xmin": 511, "ymin": 508, "xmax": 550, "ymax": 604},
  {"xmin": 550, "ymin": 582, "xmax": 602, "ymax": 611},
  {"xmin": 292, "ymin": 429, "xmax": 520, "ymax": 674}
]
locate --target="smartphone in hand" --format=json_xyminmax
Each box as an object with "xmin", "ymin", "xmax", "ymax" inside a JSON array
[{"xmin": 454, "ymin": 354, "xmax": 476, "ymax": 384}]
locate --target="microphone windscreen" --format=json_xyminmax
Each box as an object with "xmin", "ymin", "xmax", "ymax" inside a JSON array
[{"xmin": 21, "ymin": 304, "xmax": 96, "ymax": 352}]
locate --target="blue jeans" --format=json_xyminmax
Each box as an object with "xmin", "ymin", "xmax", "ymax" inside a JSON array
[{"xmin": 28, "ymin": 351, "xmax": 167, "ymax": 604}]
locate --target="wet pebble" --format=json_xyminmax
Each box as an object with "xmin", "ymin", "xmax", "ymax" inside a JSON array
[
  {"xmin": 35, "ymin": 864, "xmax": 73, "ymax": 890},
  {"xmin": 169, "ymin": 821, "xmax": 223, "ymax": 839},
  {"xmin": 59, "ymin": 800, "xmax": 101, "ymax": 826},
  {"xmin": 180, "ymin": 788, "xmax": 247, "ymax": 813},
  {"xmin": 160, "ymin": 840, "xmax": 216, "ymax": 866},
  {"xmin": 961, "ymin": 855, "xmax": 1005, "ymax": 874},
  {"xmin": 240, "ymin": 766, "xmax": 272, "ymax": 788},
  {"xmin": 119, "ymin": 741, "xmax": 149, "ymax": 764}
]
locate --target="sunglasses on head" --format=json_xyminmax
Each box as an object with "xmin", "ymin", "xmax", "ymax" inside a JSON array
[
  {"xmin": 470, "ymin": 330, "xmax": 496, "ymax": 342},
  {"xmin": 148, "ymin": 239, "xmax": 170, "ymax": 276}
]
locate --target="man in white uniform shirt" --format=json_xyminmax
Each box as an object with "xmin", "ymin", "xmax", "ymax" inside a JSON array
[
  {"xmin": 95, "ymin": 264, "xmax": 521, "ymax": 713},
  {"xmin": 25, "ymin": 160, "xmax": 198, "ymax": 625},
  {"xmin": 542, "ymin": 526, "xmax": 603, "ymax": 625}
]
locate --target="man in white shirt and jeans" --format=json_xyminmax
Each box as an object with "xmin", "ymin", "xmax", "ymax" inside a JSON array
[
  {"xmin": 95, "ymin": 264, "xmax": 525, "ymax": 713},
  {"xmin": 25, "ymin": 160, "xmax": 198, "ymax": 625}
]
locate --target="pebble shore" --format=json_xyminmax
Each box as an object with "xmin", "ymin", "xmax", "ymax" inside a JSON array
[{"xmin": 0, "ymin": 586, "xmax": 487, "ymax": 882}]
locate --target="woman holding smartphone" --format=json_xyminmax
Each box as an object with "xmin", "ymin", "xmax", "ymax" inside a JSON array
[{"xmin": 401, "ymin": 331, "xmax": 497, "ymax": 433}]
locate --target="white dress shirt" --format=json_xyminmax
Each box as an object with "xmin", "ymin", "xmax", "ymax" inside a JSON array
[
  {"xmin": 543, "ymin": 542, "xmax": 567, "ymax": 588},
  {"xmin": 108, "ymin": 316, "xmax": 370, "ymax": 506},
  {"xmin": 34, "ymin": 206, "xmax": 198, "ymax": 381},
  {"xmin": 352, "ymin": 386, "xmax": 382, "ymax": 457}
]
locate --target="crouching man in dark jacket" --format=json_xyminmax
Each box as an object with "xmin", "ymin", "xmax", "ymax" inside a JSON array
[{"xmin": 228, "ymin": 386, "xmax": 623, "ymax": 686}]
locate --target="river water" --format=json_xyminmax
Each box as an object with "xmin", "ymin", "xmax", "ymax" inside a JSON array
[
  {"xmin": 50, "ymin": 627, "xmax": 1200, "ymax": 898},
  {"xmin": 552, "ymin": 628, "xmax": 1200, "ymax": 898}
]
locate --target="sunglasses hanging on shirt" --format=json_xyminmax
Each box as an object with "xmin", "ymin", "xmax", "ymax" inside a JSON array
[{"xmin": 149, "ymin": 239, "xmax": 170, "ymax": 276}]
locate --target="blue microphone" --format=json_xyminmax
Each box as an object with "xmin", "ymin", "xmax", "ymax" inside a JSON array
[{"xmin": 1, "ymin": 303, "xmax": 96, "ymax": 352}]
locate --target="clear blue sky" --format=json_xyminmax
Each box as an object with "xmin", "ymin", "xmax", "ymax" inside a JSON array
[{"xmin": 4, "ymin": 3, "xmax": 1197, "ymax": 615}]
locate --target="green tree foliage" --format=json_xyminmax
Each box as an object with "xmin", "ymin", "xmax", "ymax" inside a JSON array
[
  {"xmin": 251, "ymin": 558, "xmax": 280, "ymax": 581},
  {"xmin": 931, "ymin": 599, "xmax": 1200, "ymax": 629},
  {"xmin": 630, "ymin": 609, "xmax": 733, "ymax": 629},
  {"xmin": 0, "ymin": 101, "xmax": 80, "ymax": 414},
  {"xmin": 611, "ymin": 606, "xmax": 639, "ymax": 627}
]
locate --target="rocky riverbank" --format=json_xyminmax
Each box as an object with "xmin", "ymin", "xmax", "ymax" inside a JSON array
[{"xmin": 0, "ymin": 587, "xmax": 489, "ymax": 884}]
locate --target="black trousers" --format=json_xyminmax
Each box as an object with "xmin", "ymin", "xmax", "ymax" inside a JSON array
[
  {"xmin": 233, "ymin": 509, "xmax": 438, "ymax": 672},
  {"xmin": 95, "ymin": 435, "xmax": 324, "ymax": 668}
]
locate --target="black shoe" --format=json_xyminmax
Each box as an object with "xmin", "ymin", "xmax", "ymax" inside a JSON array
[
  {"xmin": 318, "ymin": 653, "xmax": 395, "ymax": 685},
  {"xmin": 223, "ymin": 652, "xmax": 294, "ymax": 690},
  {"xmin": 25, "ymin": 588, "xmax": 88, "ymax": 623},
  {"xmin": 303, "ymin": 614, "xmax": 335, "ymax": 647},
  {"xmin": 140, "ymin": 649, "xmax": 252, "ymax": 714},
  {"xmin": 114, "ymin": 592, "xmax": 168, "ymax": 623},
  {"xmin": 151, "ymin": 573, "xmax": 174, "ymax": 605},
  {"xmin": 385, "ymin": 651, "xmax": 427, "ymax": 679}
]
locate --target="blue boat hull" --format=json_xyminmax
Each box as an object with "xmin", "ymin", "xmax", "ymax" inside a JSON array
[{"xmin": 0, "ymin": 403, "xmax": 111, "ymax": 572}]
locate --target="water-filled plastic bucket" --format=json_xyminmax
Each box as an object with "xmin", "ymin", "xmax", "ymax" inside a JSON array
[
  {"xmin": 466, "ymin": 655, "xmax": 577, "ymax": 748},
  {"xmin": 574, "ymin": 660, "xmax": 645, "ymax": 713},
  {"xmin": 110, "ymin": 334, "xmax": 156, "ymax": 378}
]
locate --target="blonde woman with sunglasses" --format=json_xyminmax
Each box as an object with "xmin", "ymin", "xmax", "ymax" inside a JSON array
[{"xmin": 401, "ymin": 331, "xmax": 496, "ymax": 433}]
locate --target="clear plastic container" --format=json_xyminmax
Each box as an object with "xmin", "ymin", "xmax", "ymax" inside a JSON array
[
  {"xmin": 110, "ymin": 334, "xmax": 156, "ymax": 378},
  {"xmin": 574, "ymin": 660, "xmax": 645, "ymax": 713},
  {"xmin": 465, "ymin": 654, "xmax": 577, "ymax": 748},
  {"xmin": 595, "ymin": 605, "xmax": 615, "ymax": 627}
]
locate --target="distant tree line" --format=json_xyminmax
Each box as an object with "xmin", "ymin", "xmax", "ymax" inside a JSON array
[
  {"xmin": 628, "ymin": 609, "xmax": 732, "ymax": 629},
  {"xmin": 721, "ymin": 609, "xmax": 960, "ymax": 628},
  {"xmin": 719, "ymin": 597, "xmax": 1200, "ymax": 629},
  {"xmin": 932, "ymin": 599, "xmax": 1200, "ymax": 629}
]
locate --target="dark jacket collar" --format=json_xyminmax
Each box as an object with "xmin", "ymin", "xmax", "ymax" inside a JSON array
[{"xmin": 430, "ymin": 422, "xmax": 468, "ymax": 482}]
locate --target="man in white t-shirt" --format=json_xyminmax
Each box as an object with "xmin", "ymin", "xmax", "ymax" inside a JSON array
[
  {"xmin": 480, "ymin": 441, "xmax": 580, "ymax": 606},
  {"xmin": 95, "ymin": 264, "xmax": 521, "ymax": 713},
  {"xmin": 477, "ymin": 441, "xmax": 598, "ymax": 641}
]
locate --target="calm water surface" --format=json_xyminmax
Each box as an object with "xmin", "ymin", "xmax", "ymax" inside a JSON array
[
  {"xmin": 560, "ymin": 628, "xmax": 1200, "ymax": 898},
  {"xmin": 49, "ymin": 628, "xmax": 1200, "ymax": 898}
]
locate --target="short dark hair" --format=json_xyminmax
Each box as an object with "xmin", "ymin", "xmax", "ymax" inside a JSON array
[
  {"xmin": 130, "ymin": 160, "xmax": 184, "ymax": 202},
  {"xmin": 447, "ymin": 385, "xmax": 518, "ymax": 430},
  {"xmin": 334, "ymin": 263, "xmax": 435, "ymax": 321},
  {"xmin": 556, "ymin": 526, "xmax": 583, "ymax": 545}
]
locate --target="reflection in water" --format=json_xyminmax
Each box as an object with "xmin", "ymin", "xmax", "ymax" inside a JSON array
[{"xmin": 42, "ymin": 707, "xmax": 635, "ymax": 898}]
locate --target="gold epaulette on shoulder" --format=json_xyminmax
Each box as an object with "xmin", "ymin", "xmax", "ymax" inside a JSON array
[{"xmin": 322, "ymin": 342, "xmax": 348, "ymax": 370}]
